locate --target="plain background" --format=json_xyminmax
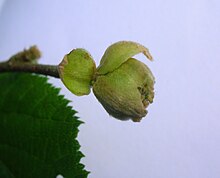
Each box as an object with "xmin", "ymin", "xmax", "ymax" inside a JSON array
[{"xmin": 0, "ymin": 0, "xmax": 220, "ymax": 178}]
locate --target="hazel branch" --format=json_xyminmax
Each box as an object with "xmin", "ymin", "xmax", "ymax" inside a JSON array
[{"xmin": 0, "ymin": 46, "xmax": 60, "ymax": 78}]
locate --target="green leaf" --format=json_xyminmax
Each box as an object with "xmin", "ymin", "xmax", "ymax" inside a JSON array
[
  {"xmin": 0, "ymin": 161, "xmax": 14, "ymax": 178},
  {"xmin": 97, "ymin": 41, "xmax": 153, "ymax": 75},
  {"xmin": 58, "ymin": 49, "xmax": 96, "ymax": 96},
  {"xmin": 0, "ymin": 73, "xmax": 89, "ymax": 178}
]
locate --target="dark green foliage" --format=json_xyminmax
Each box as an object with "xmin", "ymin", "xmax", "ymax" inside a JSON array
[{"xmin": 0, "ymin": 73, "xmax": 89, "ymax": 178}]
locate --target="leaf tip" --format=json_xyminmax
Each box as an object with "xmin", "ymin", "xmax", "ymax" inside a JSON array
[{"xmin": 143, "ymin": 48, "xmax": 153, "ymax": 61}]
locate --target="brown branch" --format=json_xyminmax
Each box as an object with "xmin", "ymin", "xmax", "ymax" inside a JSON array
[
  {"xmin": 0, "ymin": 46, "xmax": 60, "ymax": 78},
  {"xmin": 0, "ymin": 61, "xmax": 59, "ymax": 78}
]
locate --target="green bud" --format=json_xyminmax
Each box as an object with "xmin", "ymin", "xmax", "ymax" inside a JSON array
[
  {"xmin": 59, "ymin": 41, "xmax": 155, "ymax": 122},
  {"xmin": 93, "ymin": 41, "xmax": 154, "ymax": 122},
  {"xmin": 58, "ymin": 48, "xmax": 96, "ymax": 96}
]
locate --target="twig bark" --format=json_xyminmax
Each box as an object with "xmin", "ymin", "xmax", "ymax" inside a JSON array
[
  {"xmin": 0, "ymin": 61, "xmax": 59, "ymax": 78},
  {"xmin": 0, "ymin": 46, "xmax": 60, "ymax": 78}
]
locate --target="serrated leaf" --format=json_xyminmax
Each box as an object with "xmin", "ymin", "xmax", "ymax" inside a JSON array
[
  {"xmin": 58, "ymin": 49, "xmax": 96, "ymax": 96},
  {"xmin": 0, "ymin": 73, "xmax": 89, "ymax": 178},
  {"xmin": 97, "ymin": 41, "xmax": 153, "ymax": 75}
]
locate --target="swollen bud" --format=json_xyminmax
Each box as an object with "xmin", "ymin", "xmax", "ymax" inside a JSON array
[
  {"xmin": 58, "ymin": 48, "xmax": 96, "ymax": 96},
  {"xmin": 93, "ymin": 41, "xmax": 154, "ymax": 122},
  {"xmin": 59, "ymin": 41, "xmax": 155, "ymax": 122}
]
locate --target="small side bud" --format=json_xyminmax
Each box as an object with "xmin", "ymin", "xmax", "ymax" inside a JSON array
[{"xmin": 9, "ymin": 45, "xmax": 41, "ymax": 64}]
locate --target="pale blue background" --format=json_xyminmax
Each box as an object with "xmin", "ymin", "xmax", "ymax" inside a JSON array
[{"xmin": 0, "ymin": 0, "xmax": 220, "ymax": 178}]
